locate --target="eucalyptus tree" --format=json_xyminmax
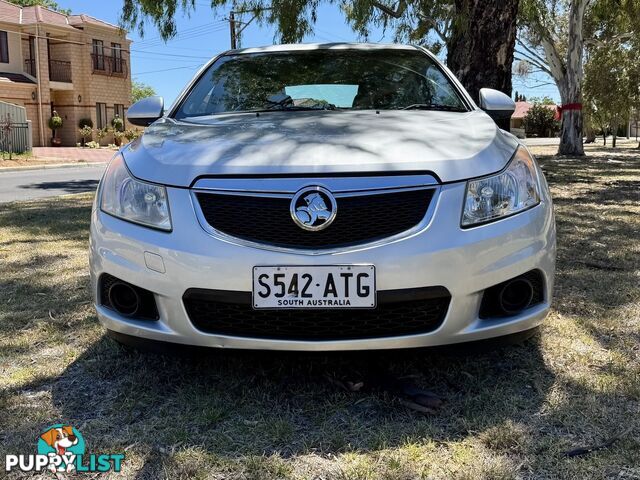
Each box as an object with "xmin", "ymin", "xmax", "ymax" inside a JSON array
[
  {"xmin": 120, "ymin": 0, "xmax": 520, "ymax": 103},
  {"xmin": 517, "ymin": 0, "xmax": 640, "ymax": 155},
  {"xmin": 584, "ymin": 44, "xmax": 632, "ymax": 146}
]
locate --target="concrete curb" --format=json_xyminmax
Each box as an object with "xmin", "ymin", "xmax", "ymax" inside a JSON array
[{"xmin": 0, "ymin": 162, "xmax": 107, "ymax": 173}]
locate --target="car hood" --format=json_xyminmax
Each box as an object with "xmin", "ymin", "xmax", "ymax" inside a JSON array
[{"xmin": 123, "ymin": 109, "xmax": 519, "ymax": 187}]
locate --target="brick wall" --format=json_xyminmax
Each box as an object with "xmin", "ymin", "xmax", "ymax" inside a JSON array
[{"xmin": 0, "ymin": 21, "xmax": 132, "ymax": 147}]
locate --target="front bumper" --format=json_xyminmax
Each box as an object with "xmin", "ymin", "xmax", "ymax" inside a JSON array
[{"xmin": 89, "ymin": 180, "xmax": 556, "ymax": 351}]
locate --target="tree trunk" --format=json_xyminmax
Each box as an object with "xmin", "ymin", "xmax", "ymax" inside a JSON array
[
  {"xmin": 559, "ymin": 107, "xmax": 584, "ymax": 154},
  {"xmin": 447, "ymin": 0, "xmax": 519, "ymax": 130},
  {"xmin": 558, "ymin": 1, "xmax": 587, "ymax": 155},
  {"xmin": 540, "ymin": 0, "xmax": 588, "ymax": 156}
]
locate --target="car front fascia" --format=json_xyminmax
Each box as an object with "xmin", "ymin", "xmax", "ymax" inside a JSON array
[{"xmin": 90, "ymin": 163, "xmax": 555, "ymax": 351}]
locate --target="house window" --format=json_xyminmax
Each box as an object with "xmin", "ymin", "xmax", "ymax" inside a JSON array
[
  {"xmin": 96, "ymin": 103, "xmax": 107, "ymax": 129},
  {"xmin": 0, "ymin": 31, "xmax": 8, "ymax": 64},
  {"xmin": 26, "ymin": 36, "xmax": 36, "ymax": 76},
  {"xmin": 111, "ymin": 43, "xmax": 122, "ymax": 73},
  {"xmin": 92, "ymin": 39, "xmax": 104, "ymax": 70},
  {"xmin": 113, "ymin": 104, "xmax": 125, "ymax": 129},
  {"xmin": 114, "ymin": 104, "xmax": 125, "ymax": 120}
]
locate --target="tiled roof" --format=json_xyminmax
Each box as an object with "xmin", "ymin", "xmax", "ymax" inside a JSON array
[
  {"xmin": 0, "ymin": 0, "xmax": 122, "ymax": 32},
  {"xmin": 68, "ymin": 14, "xmax": 120, "ymax": 30},
  {"xmin": 20, "ymin": 6, "xmax": 76, "ymax": 30},
  {"xmin": 0, "ymin": 0, "xmax": 21, "ymax": 24},
  {"xmin": 0, "ymin": 72, "xmax": 36, "ymax": 84},
  {"xmin": 512, "ymin": 101, "xmax": 558, "ymax": 119}
]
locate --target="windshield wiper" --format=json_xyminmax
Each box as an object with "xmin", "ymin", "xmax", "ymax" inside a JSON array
[
  {"xmin": 277, "ymin": 104, "xmax": 337, "ymax": 111},
  {"xmin": 401, "ymin": 103, "xmax": 467, "ymax": 112}
]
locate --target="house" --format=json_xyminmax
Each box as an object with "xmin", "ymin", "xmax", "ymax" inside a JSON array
[{"xmin": 0, "ymin": 0, "xmax": 132, "ymax": 146}]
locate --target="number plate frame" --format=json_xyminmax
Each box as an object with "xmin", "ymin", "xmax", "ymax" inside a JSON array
[{"xmin": 252, "ymin": 265, "xmax": 376, "ymax": 310}]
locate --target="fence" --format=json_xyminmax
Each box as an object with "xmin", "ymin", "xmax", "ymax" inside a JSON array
[
  {"xmin": 1, "ymin": 122, "xmax": 32, "ymax": 154},
  {"xmin": 0, "ymin": 101, "xmax": 32, "ymax": 154}
]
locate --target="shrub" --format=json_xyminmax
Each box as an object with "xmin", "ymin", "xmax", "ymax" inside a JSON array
[
  {"xmin": 96, "ymin": 127, "xmax": 110, "ymax": 141},
  {"xmin": 124, "ymin": 128, "xmax": 142, "ymax": 141},
  {"xmin": 111, "ymin": 115, "xmax": 124, "ymax": 132},
  {"xmin": 86, "ymin": 141, "xmax": 100, "ymax": 149},
  {"xmin": 48, "ymin": 112, "xmax": 63, "ymax": 131},
  {"xmin": 113, "ymin": 130, "xmax": 125, "ymax": 146},
  {"xmin": 78, "ymin": 125, "xmax": 93, "ymax": 143},
  {"xmin": 523, "ymin": 103, "xmax": 559, "ymax": 137},
  {"xmin": 78, "ymin": 118, "xmax": 93, "ymax": 129}
]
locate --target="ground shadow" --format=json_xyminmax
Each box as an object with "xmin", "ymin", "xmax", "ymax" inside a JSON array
[
  {"xmin": 19, "ymin": 179, "xmax": 99, "ymax": 193},
  {"xmin": 30, "ymin": 334, "xmax": 553, "ymax": 461},
  {"xmin": 0, "ymin": 196, "xmax": 91, "ymax": 242},
  {"xmin": 2, "ymin": 150, "xmax": 639, "ymax": 477}
]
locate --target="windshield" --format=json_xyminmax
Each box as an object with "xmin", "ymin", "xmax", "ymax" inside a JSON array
[{"xmin": 173, "ymin": 49, "xmax": 468, "ymax": 119}]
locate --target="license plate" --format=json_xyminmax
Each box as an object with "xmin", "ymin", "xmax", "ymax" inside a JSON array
[{"xmin": 252, "ymin": 265, "xmax": 376, "ymax": 309}]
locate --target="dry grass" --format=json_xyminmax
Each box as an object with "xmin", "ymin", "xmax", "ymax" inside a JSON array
[{"xmin": 0, "ymin": 145, "xmax": 639, "ymax": 479}]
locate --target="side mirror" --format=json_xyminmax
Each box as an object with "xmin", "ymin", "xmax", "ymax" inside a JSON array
[
  {"xmin": 127, "ymin": 96, "xmax": 164, "ymax": 127},
  {"xmin": 478, "ymin": 88, "xmax": 515, "ymax": 121}
]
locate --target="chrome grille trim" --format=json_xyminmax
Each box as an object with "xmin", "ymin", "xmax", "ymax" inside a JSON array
[{"xmin": 191, "ymin": 174, "xmax": 439, "ymax": 194}]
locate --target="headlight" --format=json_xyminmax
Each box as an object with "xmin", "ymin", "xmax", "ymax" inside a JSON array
[
  {"xmin": 462, "ymin": 147, "xmax": 541, "ymax": 227},
  {"xmin": 100, "ymin": 154, "xmax": 172, "ymax": 231}
]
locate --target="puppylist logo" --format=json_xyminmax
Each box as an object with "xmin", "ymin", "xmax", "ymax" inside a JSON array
[{"xmin": 5, "ymin": 424, "xmax": 124, "ymax": 474}]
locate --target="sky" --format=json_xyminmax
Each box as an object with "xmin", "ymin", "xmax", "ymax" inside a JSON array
[{"xmin": 59, "ymin": 0, "xmax": 561, "ymax": 106}]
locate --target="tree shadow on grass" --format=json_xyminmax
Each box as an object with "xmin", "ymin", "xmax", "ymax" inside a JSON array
[
  {"xmin": 0, "ymin": 186, "xmax": 557, "ymax": 474},
  {"xmin": 2, "ymin": 152, "xmax": 639, "ymax": 477},
  {"xmin": 0, "ymin": 195, "xmax": 92, "ymax": 242},
  {"xmin": 7, "ymin": 333, "xmax": 553, "ymax": 465}
]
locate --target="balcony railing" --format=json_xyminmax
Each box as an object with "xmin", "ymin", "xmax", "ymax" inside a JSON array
[
  {"xmin": 24, "ymin": 58, "xmax": 37, "ymax": 77},
  {"xmin": 49, "ymin": 60, "xmax": 72, "ymax": 83},
  {"xmin": 91, "ymin": 54, "xmax": 128, "ymax": 78}
]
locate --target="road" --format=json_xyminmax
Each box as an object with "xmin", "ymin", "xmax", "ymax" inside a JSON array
[{"xmin": 0, "ymin": 165, "xmax": 105, "ymax": 203}]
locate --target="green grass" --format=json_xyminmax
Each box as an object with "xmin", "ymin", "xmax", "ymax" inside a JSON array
[{"xmin": 0, "ymin": 145, "xmax": 639, "ymax": 479}]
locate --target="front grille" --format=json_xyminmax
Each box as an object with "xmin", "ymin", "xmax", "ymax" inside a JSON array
[
  {"xmin": 183, "ymin": 287, "xmax": 450, "ymax": 341},
  {"xmin": 195, "ymin": 188, "xmax": 434, "ymax": 249}
]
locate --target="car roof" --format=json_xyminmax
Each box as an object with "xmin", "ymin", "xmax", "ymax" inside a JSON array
[{"xmin": 228, "ymin": 42, "xmax": 422, "ymax": 55}]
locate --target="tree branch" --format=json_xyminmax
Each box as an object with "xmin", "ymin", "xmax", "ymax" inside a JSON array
[
  {"xmin": 372, "ymin": 0, "xmax": 407, "ymax": 18},
  {"xmin": 416, "ymin": 13, "xmax": 449, "ymax": 43},
  {"xmin": 514, "ymin": 54, "xmax": 552, "ymax": 76},
  {"xmin": 516, "ymin": 38, "xmax": 549, "ymax": 68},
  {"xmin": 540, "ymin": 36, "xmax": 565, "ymax": 83},
  {"xmin": 585, "ymin": 32, "xmax": 633, "ymax": 48}
]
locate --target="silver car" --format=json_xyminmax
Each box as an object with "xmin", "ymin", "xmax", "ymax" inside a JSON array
[{"xmin": 90, "ymin": 43, "xmax": 556, "ymax": 351}]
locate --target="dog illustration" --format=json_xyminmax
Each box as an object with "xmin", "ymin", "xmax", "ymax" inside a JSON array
[{"xmin": 40, "ymin": 426, "xmax": 78, "ymax": 472}]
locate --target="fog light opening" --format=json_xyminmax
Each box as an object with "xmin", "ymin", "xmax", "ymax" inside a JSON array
[
  {"xmin": 498, "ymin": 278, "xmax": 534, "ymax": 315},
  {"xmin": 108, "ymin": 282, "xmax": 141, "ymax": 317}
]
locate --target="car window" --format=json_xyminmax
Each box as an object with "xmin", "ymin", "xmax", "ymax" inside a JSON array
[{"xmin": 174, "ymin": 49, "xmax": 467, "ymax": 119}]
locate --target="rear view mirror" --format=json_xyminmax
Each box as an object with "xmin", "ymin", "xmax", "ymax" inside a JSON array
[
  {"xmin": 478, "ymin": 88, "xmax": 516, "ymax": 121},
  {"xmin": 127, "ymin": 96, "xmax": 164, "ymax": 127}
]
